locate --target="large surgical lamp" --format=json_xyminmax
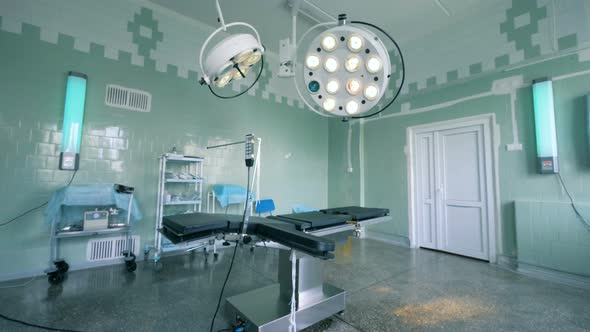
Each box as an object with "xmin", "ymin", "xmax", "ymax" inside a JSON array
[
  {"xmin": 199, "ymin": 0, "xmax": 265, "ymax": 98},
  {"xmin": 59, "ymin": 72, "xmax": 87, "ymax": 170},
  {"xmin": 292, "ymin": 12, "xmax": 405, "ymax": 119}
]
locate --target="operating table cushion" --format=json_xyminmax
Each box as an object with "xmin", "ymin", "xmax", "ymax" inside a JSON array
[
  {"xmin": 161, "ymin": 213, "xmax": 336, "ymax": 259},
  {"xmin": 163, "ymin": 213, "xmax": 242, "ymax": 235},
  {"xmin": 320, "ymin": 206, "xmax": 389, "ymax": 221},
  {"xmin": 269, "ymin": 212, "xmax": 351, "ymax": 230},
  {"xmin": 256, "ymin": 223, "xmax": 335, "ymax": 258}
]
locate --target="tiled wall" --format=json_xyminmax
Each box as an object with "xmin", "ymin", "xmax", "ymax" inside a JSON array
[
  {"xmin": 0, "ymin": 0, "xmax": 306, "ymax": 109},
  {"xmin": 3, "ymin": 0, "xmax": 590, "ymax": 113},
  {"xmin": 328, "ymin": 0, "xmax": 590, "ymax": 275},
  {"xmin": 398, "ymin": 0, "xmax": 590, "ymax": 97},
  {"xmin": 0, "ymin": 14, "xmax": 328, "ymax": 280},
  {"xmin": 515, "ymin": 201, "xmax": 590, "ymax": 276}
]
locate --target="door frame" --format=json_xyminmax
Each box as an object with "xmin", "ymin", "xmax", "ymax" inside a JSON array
[{"xmin": 406, "ymin": 114, "xmax": 499, "ymax": 263}]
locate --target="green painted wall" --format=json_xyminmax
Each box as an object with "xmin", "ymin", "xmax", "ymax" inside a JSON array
[
  {"xmin": 0, "ymin": 24, "xmax": 328, "ymax": 279},
  {"xmin": 329, "ymin": 51, "xmax": 590, "ymax": 275}
]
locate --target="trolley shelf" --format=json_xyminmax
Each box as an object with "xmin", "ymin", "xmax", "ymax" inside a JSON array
[
  {"xmin": 165, "ymin": 155, "xmax": 204, "ymax": 162},
  {"xmin": 55, "ymin": 226, "xmax": 130, "ymax": 238},
  {"xmin": 165, "ymin": 178, "xmax": 203, "ymax": 183},
  {"xmin": 164, "ymin": 200, "xmax": 201, "ymax": 206}
]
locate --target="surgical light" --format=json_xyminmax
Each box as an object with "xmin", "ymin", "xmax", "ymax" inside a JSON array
[
  {"xmin": 242, "ymin": 50, "xmax": 262, "ymax": 66},
  {"xmin": 199, "ymin": 0, "xmax": 265, "ymax": 98},
  {"xmin": 59, "ymin": 71, "xmax": 87, "ymax": 171},
  {"xmin": 347, "ymin": 34, "xmax": 364, "ymax": 52},
  {"xmin": 364, "ymin": 84, "xmax": 379, "ymax": 100},
  {"xmin": 324, "ymin": 57, "xmax": 339, "ymax": 73},
  {"xmin": 295, "ymin": 13, "xmax": 405, "ymax": 118},
  {"xmin": 321, "ymin": 34, "xmax": 337, "ymax": 51},
  {"xmin": 326, "ymin": 79, "xmax": 340, "ymax": 94},
  {"xmin": 532, "ymin": 78, "xmax": 559, "ymax": 173},
  {"xmin": 346, "ymin": 79, "xmax": 362, "ymax": 95},
  {"xmin": 366, "ymin": 56, "xmax": 382, "ymax": 74},
  {"xmin": 344, "ymin": 55, "xmax": 361, "ymax": 72},
  {"xmin": 345, "ymin": 100, "xmax": 360, "ymax": 115},
  {"xmin": 323, "ymin": 98, "xmax": 336, "ymax": 112},
  {"xmin": 306, "ymin": 55, "xmax": 321, "ymax": 70}
]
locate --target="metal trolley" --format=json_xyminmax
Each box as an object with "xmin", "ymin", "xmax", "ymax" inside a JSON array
[
  {"xmin": 145, "ymin": 153, "xmax": 209, "ymax": 270},
  {"xmin": 44, "ymin": 185, "xmax": 137, "ymax": 285}
]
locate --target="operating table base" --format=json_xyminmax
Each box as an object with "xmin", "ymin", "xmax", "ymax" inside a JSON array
[{"xmin": 226, "ymin": 251, "xmax": 345, "ymax": 332}]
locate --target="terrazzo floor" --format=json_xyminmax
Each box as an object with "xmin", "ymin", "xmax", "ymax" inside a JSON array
[{"xmin": 1, "ymin": 233, "xmax": 589, "ymax": 331}]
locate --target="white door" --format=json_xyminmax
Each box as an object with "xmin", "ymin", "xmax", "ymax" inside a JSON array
[{"xmin": 414, "ymin": 123, "xmax": 490, "ymax": 261}]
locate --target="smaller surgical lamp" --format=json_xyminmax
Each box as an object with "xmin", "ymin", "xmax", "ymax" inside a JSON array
[{"xmin": 199, "ymin": 0, "xmax": 265, "ymax": 98}]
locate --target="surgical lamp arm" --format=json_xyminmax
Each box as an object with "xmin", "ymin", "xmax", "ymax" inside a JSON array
[{"xmin": 215, "ymin": 0, "xmax": 227, "ymax": 31}]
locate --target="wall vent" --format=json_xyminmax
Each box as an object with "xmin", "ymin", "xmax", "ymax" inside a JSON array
[
  {"xmin": 105, "ymin": 84, "xmax": 151, "ymax": 112},
  {"xmin": 86, "ymin": 236, "xmax": 140, "ymax": 262}
]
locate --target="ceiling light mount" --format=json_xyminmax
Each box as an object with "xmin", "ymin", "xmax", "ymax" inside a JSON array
[{"xmin": 338, "ymin": 13, "xmax": 347, "ymax": 26}]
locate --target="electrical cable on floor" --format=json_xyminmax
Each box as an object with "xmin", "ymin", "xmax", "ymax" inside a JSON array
[
  {"xmin": 0, "ymin": 170, "xmax": 78, "ymax": 228},
  {"xmin": 557, "ymin": 173, "xmax": 590, "ymax": 232},
  {"xmin": 0, "ymin": 170, "xmax": 80, "ymax": 332},
  {"xmin": 209, "ymin": 168, "xmax": 251, "ymax": 332},
  {"xmin": 0, "ymin": 276, "xmax": 37, "ymax": 289},
  {"xmin": 0, "ymin": 313, "xmax": 85, "ymax": 332},
  {"xmin": 332, "ymin": 314, "xmax": 367, "ymax": 332}
]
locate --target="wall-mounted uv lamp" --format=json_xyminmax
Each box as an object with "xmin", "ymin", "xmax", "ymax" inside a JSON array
[
  {"xmin": 59, "ymin": 71, "xmax": 88, "ymax": 171},
  {"xmin": 532, "ymin": 78, "xmax": 558, "ymax": 174}
]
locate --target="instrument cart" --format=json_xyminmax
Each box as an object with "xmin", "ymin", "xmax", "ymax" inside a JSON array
[
  {"xmin": 146, "ymin": 153, "xmax": 208, "ymax": 270},
  {"xmin": 44, "ymin": 184, "xmax": 139, "ymax": 285}
]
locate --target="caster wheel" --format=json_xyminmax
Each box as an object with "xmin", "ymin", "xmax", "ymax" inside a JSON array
[
  {"xmin": 214, "ymin": 253, "xmax": 219, "ymax": 258},
  {"xmin": 153, "ymin": 261, "xmax": 163, "ymax": 271},
  {"xmin": 126, "ymin": 261, "xmax": 137, "ymax": 272},
  {"xmin": 55, "ymin": 261, "xmax": 69, "ymax": 273},
  {"xmin": 250, "ymin": 247, "xmax": 254, "ymax": 252},
  {"xmin": 47, "ymin": 272, "xmax": 64, "ymax": 285}
]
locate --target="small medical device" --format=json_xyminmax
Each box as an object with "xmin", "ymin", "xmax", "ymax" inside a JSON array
[
  {"xmin": 532, "ymin": 78, "xmax": 559, "ymax": 174},
  {"xmin": 59, "ymin": 71, "xmax": 87, "ymax": 171},
  {"xmin": 83, "ymin": 209, "xmax": 109, "ymax": 231},
  {"xmin": 245, "ymin": 134, "xmax": 255, "ymax": 167}
]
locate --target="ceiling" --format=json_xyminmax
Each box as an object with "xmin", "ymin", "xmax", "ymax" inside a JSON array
[{"xmin": 148, "ymin": 0, "xmax": 500, "ymax": 52}]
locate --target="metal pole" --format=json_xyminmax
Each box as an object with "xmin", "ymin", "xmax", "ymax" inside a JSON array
[{"xmin": 206, "ymin": 141, "xmax": 245, "ymax": 149}]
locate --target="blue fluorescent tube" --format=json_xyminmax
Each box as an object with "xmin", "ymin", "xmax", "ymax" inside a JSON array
[
  {"xmin": 59, "ymin": 71, "xmax": 87, "ymax": 170},
  {"xmin": 532, "ymin": 78, "xmax": 558, "ymax": 174}
]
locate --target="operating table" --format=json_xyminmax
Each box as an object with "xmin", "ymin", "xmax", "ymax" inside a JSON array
[{"xmin": 160, "ymin": 206, "xmax": 390, "ymax": 332}]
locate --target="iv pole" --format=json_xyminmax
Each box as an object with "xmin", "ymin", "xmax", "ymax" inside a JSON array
[{"xmin": 206, "ymin": 136, "xmax": 262, "ymax": 237}]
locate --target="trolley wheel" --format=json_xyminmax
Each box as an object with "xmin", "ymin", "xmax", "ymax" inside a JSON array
[
  {"xmin": 47, "ymin": 271, "xmax": 64, "ymax": 285},
  {"xmin": 126, "ymin": 261, "xmax": 137, "ymax": 272},
  {"xmin": 250, "ymin": 246, "xmax": 254, "ymax": 253},
  {"xmin": 214, "ymin": 253, "xmax": 219, "ymax": 259},
  {"xmin": 55, "ymin": 260, "xmax": 69, "ymax": 273},
  {"xmin": 153, "ymin": 260, "xmax": 163, "ymax": 271}
]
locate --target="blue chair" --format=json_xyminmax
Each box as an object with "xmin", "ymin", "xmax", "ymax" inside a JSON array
[{"xmin": 255, "ymin": 199, "xmax": 276, "ymax": 216}]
